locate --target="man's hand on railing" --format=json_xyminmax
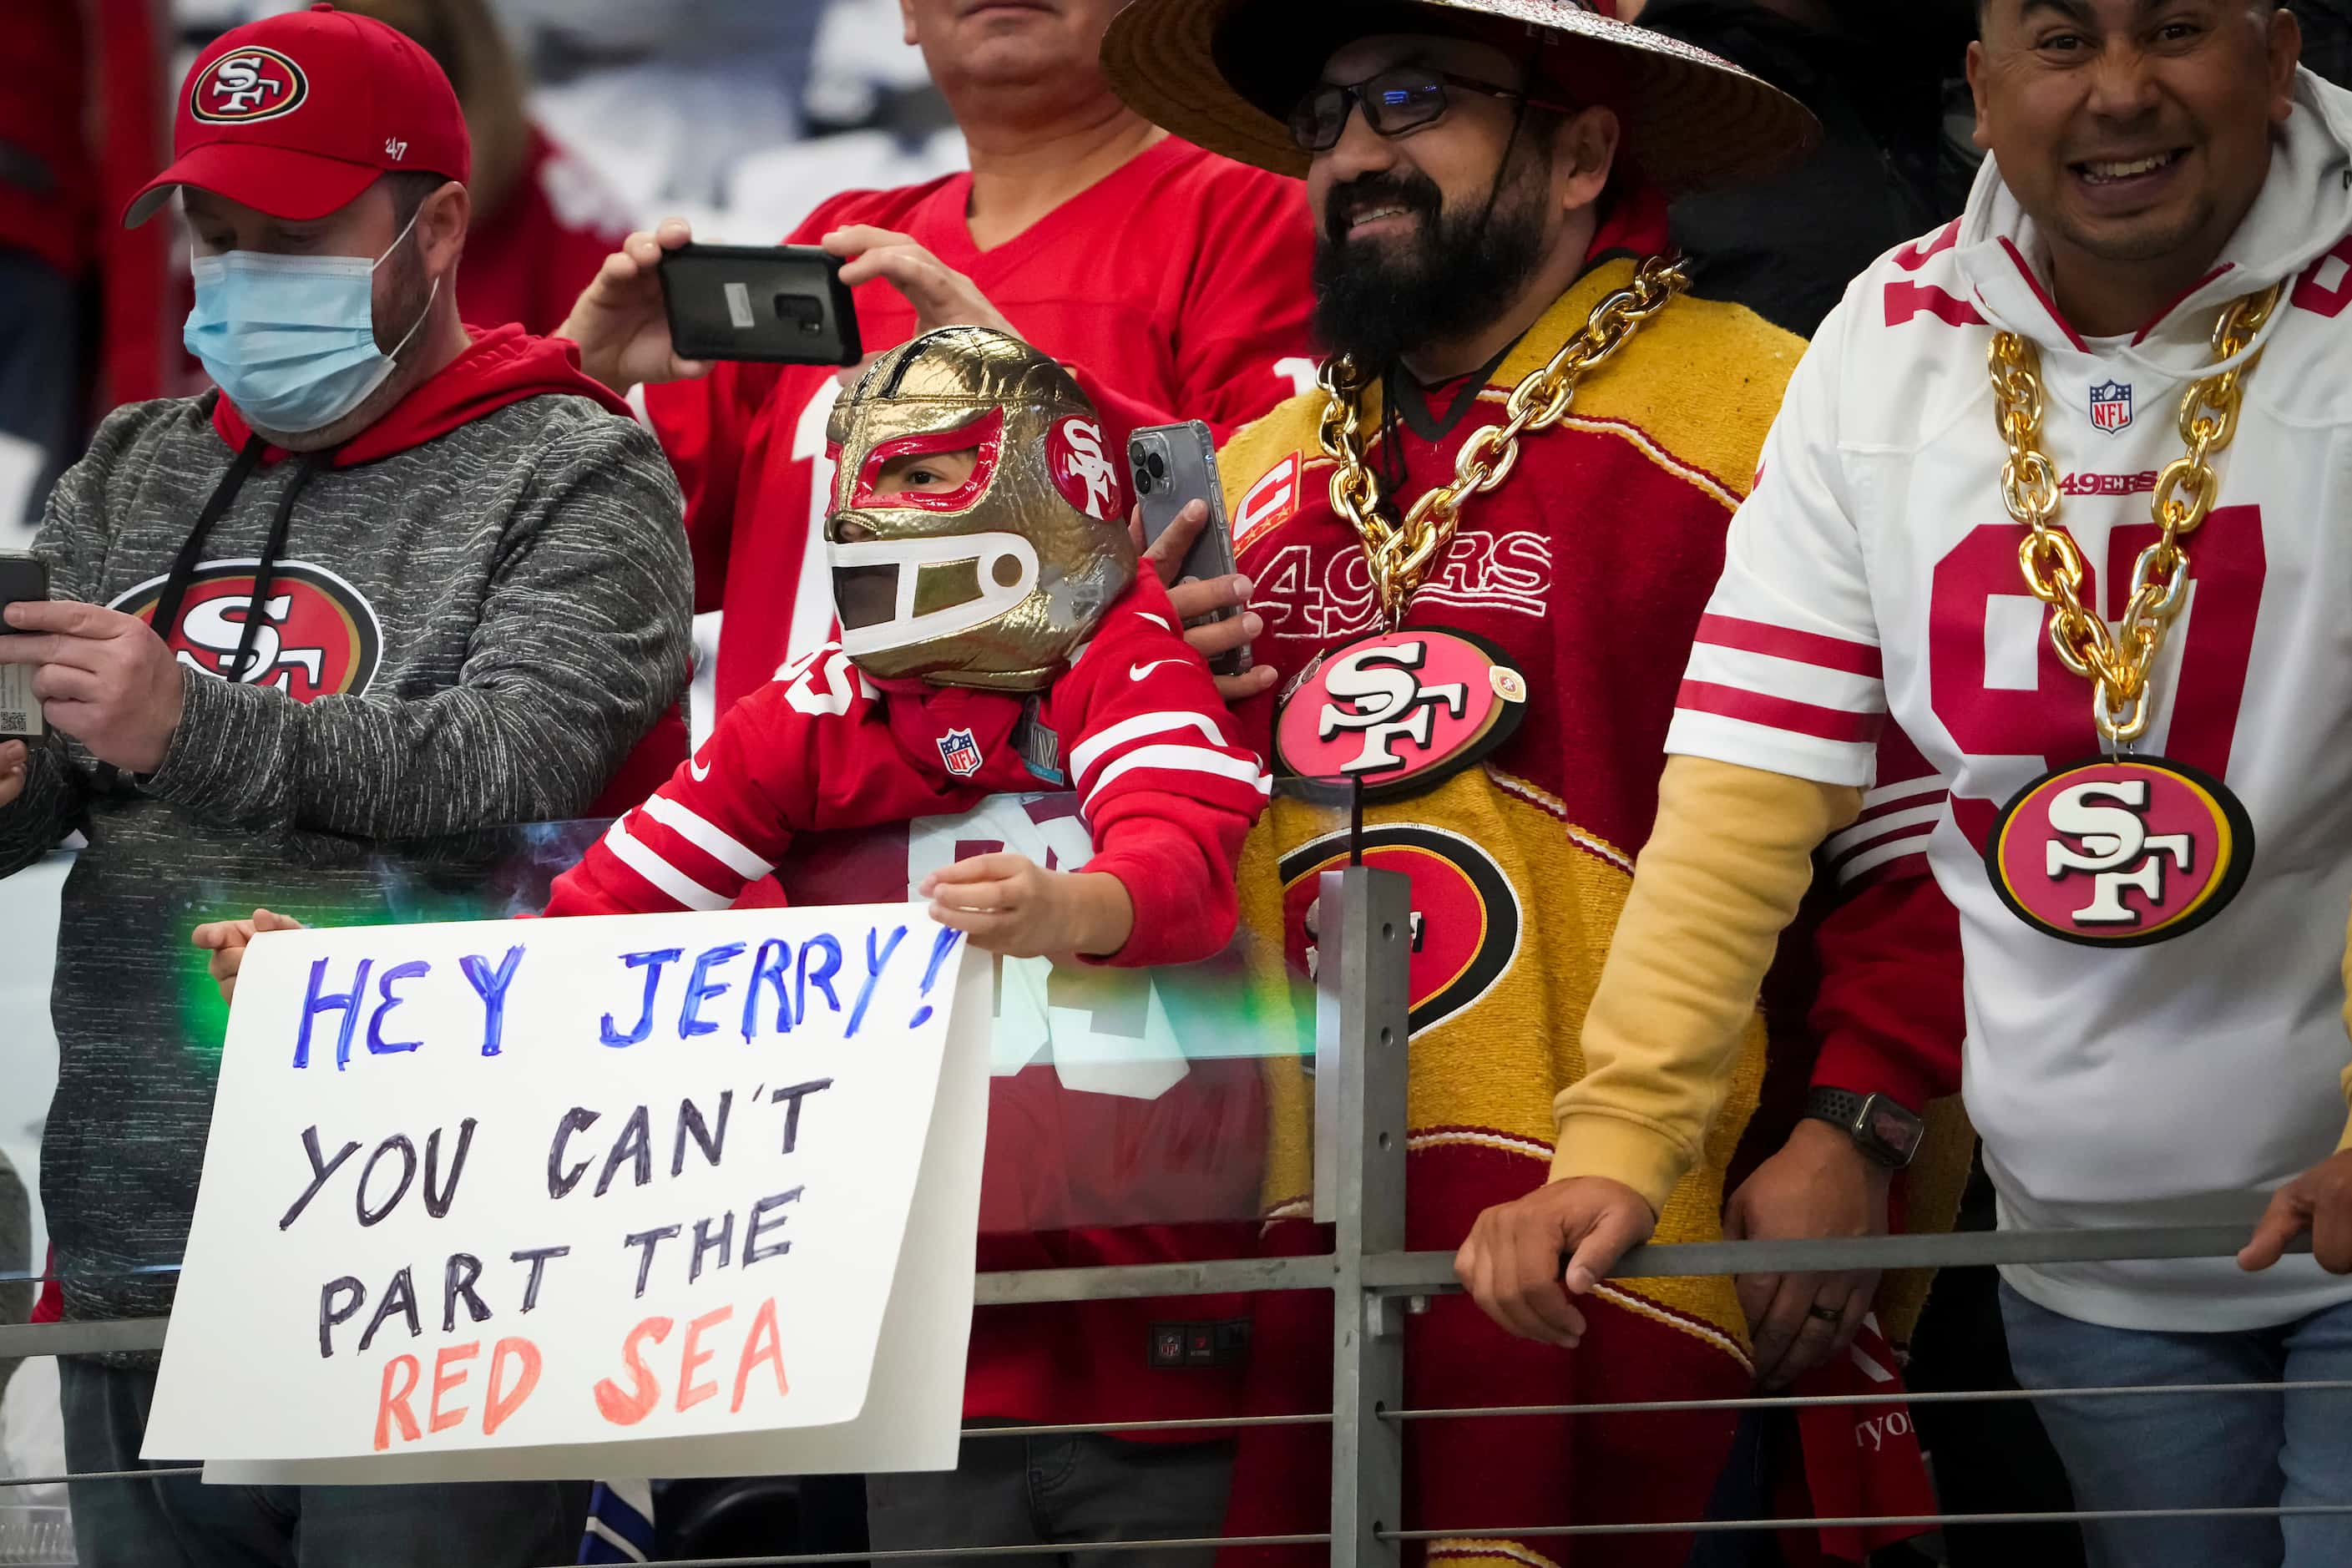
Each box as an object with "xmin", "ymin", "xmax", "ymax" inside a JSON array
[
  {"xmin": 1454, "ymin": 1176, "xmax": 1657, "ymax": 1348},
  {"xmin": 2239, "ymin": 1147, "xmax": 2352, "ymax": 1274},
  {"xmin": 1724, "ymin": 1118, "xmax": 1889, "ymax": 1388}
]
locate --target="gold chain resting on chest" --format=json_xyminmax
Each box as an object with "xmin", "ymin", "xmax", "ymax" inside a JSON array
[
  {"xmin": 1989, "ymin": 281, "xmax": 2282, "ymax": 746},
  {"xmin": 1314, "ymin": 255, "xmax": 1691, "ymax": 627}
]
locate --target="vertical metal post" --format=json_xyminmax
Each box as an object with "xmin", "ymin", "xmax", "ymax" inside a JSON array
[{"xmin": 1319, "ymin": 865, "xmax": 1413, "ymax": 1568}]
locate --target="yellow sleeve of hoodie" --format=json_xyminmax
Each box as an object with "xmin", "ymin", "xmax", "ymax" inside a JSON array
[{"xmin": 1550, "ymin": 755, "xmax": 1860, "ymax": 1211}]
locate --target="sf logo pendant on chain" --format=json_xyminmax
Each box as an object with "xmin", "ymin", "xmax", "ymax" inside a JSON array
[
  {"xmin": 1985, "ymin": 756, "xmax": 2253, "ymax": 947},
  {"xmin": 1273, "ymin": 627, "xmax": 1528, "ymax": 801}
]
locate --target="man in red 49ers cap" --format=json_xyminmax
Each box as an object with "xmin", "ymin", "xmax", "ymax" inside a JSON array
[{"xmin": 0, "ymin": 7, "xmax": 690, "ymax": 1565}]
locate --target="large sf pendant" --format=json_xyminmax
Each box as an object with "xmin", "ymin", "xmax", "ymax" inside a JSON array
[
  {"xmin": 1985, "ymin": 756, "xmax": 2254, "ymax": 946},
  {"xmin": 1272, "ymin": 627, "xmax": 1528, "ymax": 802}
]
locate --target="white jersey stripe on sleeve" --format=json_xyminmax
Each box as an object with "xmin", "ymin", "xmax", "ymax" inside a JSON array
[
  {"xmin": 1067, "ymin": 710, "xmax": 1229, "ymax": 783},
  {"xmin": 1864, "ymin": 773, "xmax": 1947, "ymax": 811},
  {"xmin": 1826, "ymin": 802, "xmax": 1946, "ymax": 862},
  {"xmin": 1085, "ymin": 743, "xmax": 1272, "ymax": 806},
  {"xmin": 1835, "ymin": 831, "xmax": 1936, "ymax": 885},
  {"xmin": 1682, "ymin": 642, "xmax": 1887, "ymax": 721},
  {"xmin": 640, "ymin": 793, "xmax": 776, "ymax": 879},
  {"xmin": 1694, "ymin": 613, "xmax": 1882, "ymax": 676},
  {"xmin": 602, "ymin": 819, "xmax": 732, "ymax": 912}
]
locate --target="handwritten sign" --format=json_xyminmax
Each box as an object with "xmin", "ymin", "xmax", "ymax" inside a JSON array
[{"xmin": 142, "ymin": 905, "xmax": 987, "ymax": 1484}]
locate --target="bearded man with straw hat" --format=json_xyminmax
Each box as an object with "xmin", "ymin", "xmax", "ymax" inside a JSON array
[{"xmin": 1101, "ymin": 1, "xmax": 1975, "ymax": 1560}]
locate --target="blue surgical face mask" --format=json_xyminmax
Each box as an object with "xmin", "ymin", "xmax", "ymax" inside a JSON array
[{"xmin": 185, "ymin": 210, "xmax": 438, "ymax": 437}]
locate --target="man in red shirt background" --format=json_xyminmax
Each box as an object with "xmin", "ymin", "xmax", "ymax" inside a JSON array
[
  {"xmin": 556, "ymin": 1, "xmax": 1315, "ymax": 1560},
  {"xmin": 0, "ymin": 0, "xmax": 169, "ymax": 546},
  {"xmin": 559, "ymin": 0, "xmax": 1315, "ymax": 733}
]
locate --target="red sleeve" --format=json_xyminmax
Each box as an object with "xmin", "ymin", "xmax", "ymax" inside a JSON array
[
  {"xmin": 1063, "ymin": 160, "xmax": 1316, "ymax": 449},
  {"xmin": 640, "ymin": 363, "xmax": 781, "ymax": 616},
  {"xmin": 546, "ymin": 647, "xmax": 888, "ymax": 917},
  {"xmin": 1051, "ymin": 577, "xmax": 1272, "ymax": 969},
  {"xmin": 1805, "ymin": 722, "xmax": 1964, "ymax": 1109}
]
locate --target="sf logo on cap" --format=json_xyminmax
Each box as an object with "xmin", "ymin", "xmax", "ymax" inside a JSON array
[{"xmin": 192, "ymin": 46, "xmax": 310, "ymax": 124}]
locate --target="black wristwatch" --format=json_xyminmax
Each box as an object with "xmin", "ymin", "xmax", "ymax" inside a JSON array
[{"xmin": 1802, "ymin": 1087, "xmax": 1925, "ymax": 1171}]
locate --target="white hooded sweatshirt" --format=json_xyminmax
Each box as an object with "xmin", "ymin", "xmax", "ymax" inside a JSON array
[{"xmin": 1667, "ymin": 69, "xmax": 2352, "ymax": 1331}]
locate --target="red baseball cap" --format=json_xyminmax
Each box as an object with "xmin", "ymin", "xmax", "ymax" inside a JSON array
[{"xmin": 124, "ymin": 3, "xmax": 470, "ymax": 229}]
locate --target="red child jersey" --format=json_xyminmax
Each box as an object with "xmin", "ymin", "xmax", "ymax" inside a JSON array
[
  {"xmin": 541, "ymin": 576, "xmax": 1277, "ymax": 1429},
  {"xmin": 459, "ymin": 127, "xmax": 634, "ymax": 338},
  {"xmin": 640, "ymin": 134, "xmax": 1316, "ymax": 721},
  {"xmin": 544, "ymin": 575, "xmax": 1272, "ymax": 969}
]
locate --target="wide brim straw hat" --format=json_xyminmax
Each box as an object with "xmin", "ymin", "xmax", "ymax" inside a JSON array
[{"xmin": 1100, "ymin": 0, "xmax": 1823, "ymax": 195}]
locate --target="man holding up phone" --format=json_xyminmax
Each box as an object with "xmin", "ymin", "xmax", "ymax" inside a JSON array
[
  {"xmin": 1109, "ymin": 2, "xmax": 1970, "ymax": 1559},
  {"xmin": 0, "ymin": 9, "xmax": 689, "ymax": 1565},
  {"xmin": 556, "ymin": 0, "xmax": 1315, "ymax": 739}
]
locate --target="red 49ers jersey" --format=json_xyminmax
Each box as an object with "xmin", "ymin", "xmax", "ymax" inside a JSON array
[
  {"xmin": 641, "ymin": 136, "xmax": 1317, "ymax": 722},
  {"xmin": 544, "ymin": 576, "xmax": 1272, "ymax": 970},
  {"xmin": 1668, "ymin": 75, "xmax": 2352, "ymax": 1331}
]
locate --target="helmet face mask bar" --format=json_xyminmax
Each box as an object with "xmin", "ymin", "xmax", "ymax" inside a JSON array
[{"xmin": 824, "ymin": 326, "xmax": 1137, "ymax": 693}]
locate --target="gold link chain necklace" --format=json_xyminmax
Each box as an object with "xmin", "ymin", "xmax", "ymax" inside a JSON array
[
  {"xmin": 1317, "ymin": 255, "xmax": 1690, "ymax": 627},
  {"xmin": 1989, "ymin": 281, "xmax": 2283, "ymax": 746}
]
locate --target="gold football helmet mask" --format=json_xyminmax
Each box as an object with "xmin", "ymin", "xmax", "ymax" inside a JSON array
[{"xmin": 825, "ymin": 326, "xmax": 1137, "ymax": 691}]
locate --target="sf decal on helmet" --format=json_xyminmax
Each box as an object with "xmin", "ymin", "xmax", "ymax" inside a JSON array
[{"xmin": 824, "ymin": 326, "xmax": 1137, "ymax": 692}]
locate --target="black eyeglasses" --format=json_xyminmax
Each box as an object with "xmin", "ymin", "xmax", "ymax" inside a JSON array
[{"xmin": 1288, "ymin": 67, "xmax": 1566, "ymax": 154}]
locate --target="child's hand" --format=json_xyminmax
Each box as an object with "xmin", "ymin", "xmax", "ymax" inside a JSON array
[
  {"xmin": 191, "ymin": 908, "xmax": 306, "ymax": 1006},
  {"xmin": 920, "ymin": 854, "xmax": 1135, "ymax": 960}
]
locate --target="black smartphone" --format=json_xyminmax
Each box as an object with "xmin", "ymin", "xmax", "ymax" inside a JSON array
[
  {"xmin": 0, "ymin": 552, "xmax": 47, "ymax": 739},
  {"xmin": 1130, "ymin": 421, "xmax": 1249, "ymax": 678},
  {"xmin": 658, "ymin": 243, "xmax": 862, "ymax": 366}
]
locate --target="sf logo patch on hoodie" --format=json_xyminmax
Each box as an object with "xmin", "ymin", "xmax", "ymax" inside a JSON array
[{"xmin": 111, "ymin": 560, "xmax": 382, "ymax": 701}]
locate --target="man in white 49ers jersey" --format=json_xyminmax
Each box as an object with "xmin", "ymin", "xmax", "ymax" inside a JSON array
[{"xmin": 1459, "ymin": 4, "xmax": 2352, "ymax": 1564}]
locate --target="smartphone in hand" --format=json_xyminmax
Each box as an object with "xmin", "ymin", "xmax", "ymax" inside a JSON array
[
  {"xmin": 659, "ymin": 244, "xmax": 862, "ymax": 366},
  {"xmin": 0, "ymin": 552, "xmax": 48, "ymax": 740},
  {"xmin": 1130, "ymin": 422, "xmax": 1250, "ymax": 678}
]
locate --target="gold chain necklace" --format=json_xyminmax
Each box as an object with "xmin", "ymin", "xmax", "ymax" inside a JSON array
[
  {"xmin": 1315, "ymin": 255, "xmax": 1690, "ymax": 627},
  {"xmin": 1989, "ymin": 281, "xmax": 2283, "ymax": 747},
  {"xmin": 1980, "ymin": 281, "xmax": 2280, "ymax": 948}
]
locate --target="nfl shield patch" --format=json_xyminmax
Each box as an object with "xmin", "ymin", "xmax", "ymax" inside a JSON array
[
  {"xmin": 937, "ymin": 727, "xmax": 984, "ymax": 778},
  {"xmin": 2089, "ymin": 379, "xmax": 2134, "ymax": 435}
]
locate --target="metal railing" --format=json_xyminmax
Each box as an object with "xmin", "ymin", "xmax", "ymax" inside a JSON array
[{"xmin": 2, "ymin": 865, "xmax": 2341, "ymax": 1566}]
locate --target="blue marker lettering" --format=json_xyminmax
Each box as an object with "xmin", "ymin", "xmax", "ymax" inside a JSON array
[
  {"xmin": 741, "ymin": 938, "xmax": 794, "ymax": 1042},
  {"xmin": 796, "ymin": 934, "xmax": 842, "ymax": 1021},
  {"xmin": 600, "ymin": 948, "xmax": 684, "ymax": 1048},
  {"xmin": 459, "ymin": 945, "xmax": 526, "ymax": 1057},
  {"xmin": 678, "ymin": 943, "xmax": 746, "ymax": 1039},
  {"xmin": 846, "ymin": 924, "xmax": 908, "ymax": 1038},
  {"xmin": 366, "ymin": 960, "xmax": 431, "ymax": 1056},
  {"xmin": 908, "ymin": 927, "xmax": 964, "ymax": 1029},
  {"xmin": 296, "ymin": 957, "xmax": 373, "ymax": 1071}
]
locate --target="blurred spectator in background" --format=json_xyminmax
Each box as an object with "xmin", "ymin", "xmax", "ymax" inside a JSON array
[
  {"xmin": 0, "ymin": 1152, "xmax": 25, "ymax": 1409},
  {"xmin": 1631, "ymin": 0, "xmax": 1982, "ymax": 336},
  {"xmin": 2293, "ymin": 0, "xmax": 2352, "ymax": 79},
  {"xmin": 0, "ymin": 0, "xmax": 170, "ymax": 549},
  {"xmin": 343, "ymin": 0, "xmax": 635, "ymax": 336},
  {"xmin": 559, "ymin": 3, "xmax": 1314, "ymax": 1558},
  {"xmin": 563, "ymin": 0, "xmax": 1315, "ymax": 744}
]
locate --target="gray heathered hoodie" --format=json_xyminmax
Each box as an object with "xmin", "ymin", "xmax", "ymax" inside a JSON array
[{"xmin": 0, "ymin": 346, "xmax": 692, "ymax": 1348}]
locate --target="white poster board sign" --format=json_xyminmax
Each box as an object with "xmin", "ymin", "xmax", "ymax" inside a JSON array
[{"xmin": 143, "ymin": 905, "xmax": 988, "ymax": 1484}]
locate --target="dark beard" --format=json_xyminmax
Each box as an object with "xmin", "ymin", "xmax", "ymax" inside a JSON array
[{"xmin": 1309, "ymin": 153, "xmax": 1553, "ymax": 372}]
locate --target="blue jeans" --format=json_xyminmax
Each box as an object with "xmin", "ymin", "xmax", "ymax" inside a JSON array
[{"xmin": 2000, "ymin": 1283, "xmax": 2352, "ymax": 1568}]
